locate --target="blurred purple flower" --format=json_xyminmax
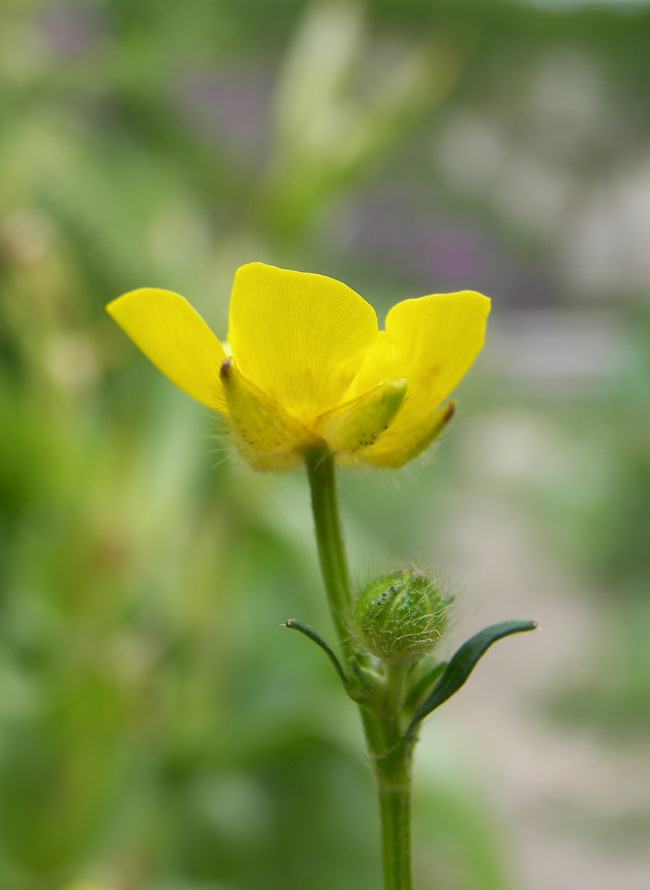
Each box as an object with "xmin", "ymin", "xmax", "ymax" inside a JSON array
[
  {"xmin": 173, "ymin": 68, "xmax": 271, "ymax": 165},
  {"xmin": 37, "ymin": 3, "xmax": 108, "ymax": 58},
  {"xmin": 334, "ymin": 185, "xmax": 556, "ymax": 309}
]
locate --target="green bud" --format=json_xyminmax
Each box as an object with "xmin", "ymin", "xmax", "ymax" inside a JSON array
[{"xmin": 354, "ymin": 569, "xmax": 450, "ymax": 667}]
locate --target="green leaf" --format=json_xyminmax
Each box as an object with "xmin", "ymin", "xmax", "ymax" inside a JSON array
[
  {"xmin": 284, "ymin": 619, "xmax": 349, "ymax": 689},
  {"xmin": 404, "ymin": 660, "xmax": 448, "ymax": 714},
  {"xmin": 410, "ymin": 620, "xmax": 538, "ymax": 728}
]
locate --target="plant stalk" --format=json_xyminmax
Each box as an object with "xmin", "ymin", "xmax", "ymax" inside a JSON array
[
  {"xmin": 361, "ymin": 705, "xmax": 414, "ymax": 890},
  {"xmin": 305, "ymin": 445, "xmax": 353, "ymax": 652},
  {"xmin": 305, "ymin": 446, "xmax": 413, "ymax": 890}
]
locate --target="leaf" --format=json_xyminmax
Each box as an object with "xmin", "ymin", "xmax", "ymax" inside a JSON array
[
  {"xmin": 410, "ymin": 620, "xmax": 538, "ymax": 728},
  {"xmin": 284, "ymin": 619, "xmax": 349, "ymax": 689},
  {"xmin": 404, "ymin": 660, "xmax": 448, "ymax": 714}
]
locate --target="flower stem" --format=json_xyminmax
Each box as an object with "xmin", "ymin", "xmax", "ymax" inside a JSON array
[
  {"xmin": 305, "ymin": 446, "xmax": 413, "ymax": 890},
  {"xmin": 373, "ymin": 729, "xmax": 413, "ymax": 890},
  {"xmin": 305, "ymin": 445, "xmax": 353, "ymax": 651},
  {"xmin": 361, "ymin": 669, "xmax": 414, "ymax": 890},
  {"xmin": 378, "ymin": 760, "xmax": 413, "ymax": 890}
]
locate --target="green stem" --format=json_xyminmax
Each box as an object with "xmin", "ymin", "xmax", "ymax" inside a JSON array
[
  {"xmin": 361, "ymin": 673, "xmax": 413, "ymax": 890},
  {"xmin": 305, "ymin": 446, "xmax": 413, "ymax": 890},
  {"xmin": 376, "ymin": 737, "xmax": 413, "ymax": 890},
  {"xmin": 305, "ymin": 445, "xmax": 353, "ymax": 651}
]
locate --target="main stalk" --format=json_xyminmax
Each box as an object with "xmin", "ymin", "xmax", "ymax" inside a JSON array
[{"xmin": 305, "ymin": 446, "xmax": 413, "ymax": 890}]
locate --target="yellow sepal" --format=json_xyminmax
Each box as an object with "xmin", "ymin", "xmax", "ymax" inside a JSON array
[
  {"xmin": 317, "ymin": 379, "xmax": 408, "ymax": 458},
  {"xmin": 220, "ymin": 358, "xmax": 317, "ymax": 470},
  {"xmin": 359, "ymin": 401, "xmax": 456, "ymax": 468}
]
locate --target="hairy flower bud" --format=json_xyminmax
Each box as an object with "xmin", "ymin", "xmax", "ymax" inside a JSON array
[{"xmin": 354, "ymin": 569, "xmax": 450, "ymax": 667}]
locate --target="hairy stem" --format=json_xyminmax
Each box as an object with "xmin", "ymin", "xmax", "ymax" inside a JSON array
[
  {"xmin": 375, "ymin": 738, "xmax": 413, "ymax": 890},
  {"xmin": 305, "ymin": 446, "xmax": 413, "ymax": 889},
  {"xmin": 305, "ymin": 445, "xmax": 353, "ymax": 652}
]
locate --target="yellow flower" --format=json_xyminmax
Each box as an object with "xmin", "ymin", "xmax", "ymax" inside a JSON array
[{"xmin": 107, "ymin": 262, "xmax": 490, "ymax": 470}]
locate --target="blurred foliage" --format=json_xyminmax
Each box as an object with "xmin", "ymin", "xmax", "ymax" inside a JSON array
[
  {"xmin": 545, "ymin": 600, "xmax": 650, "ymax": 741},
  {"xmin": 1, "ymin": 0, "xmax": 649, "ymax": 888}
]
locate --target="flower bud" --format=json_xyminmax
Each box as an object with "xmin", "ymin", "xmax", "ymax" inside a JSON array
[{"xmin": 354, "ymin": 569, "xmax": 450, "ymax": 667}]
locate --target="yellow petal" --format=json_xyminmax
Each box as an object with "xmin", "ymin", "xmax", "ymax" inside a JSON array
[
  {"xmin": 388, "ymin": 289, "xmax": 490, "ymax": 409},
  {"xmin": 107, "ymin": 288, "xmax": 227, "ymax": 411},
  {"xmin": 358, "ymin": 401, "xmax": 456, "ymax": 468},
  {"xmin": 220, "ymin": 358, "xmax": 316, "ymax": 470},
  {"xmin": 317, "ymin": 379, "xmax": 408, "ymax": 456},
  {"xmin": 346, "ymin": 330, "xmax": 394, "ymax": 398},
  {"xmin": 351, "ymin": 290, "xmax": 490, "ymax": 464},
  {"xmin": 227, "ymin": 263, "xmax": 378, "ymax": 424}
]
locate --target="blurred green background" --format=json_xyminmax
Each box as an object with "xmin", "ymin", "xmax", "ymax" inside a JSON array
[{"xmin": 1, "ymin": 1, "xmax": 649, "ymax": 888}]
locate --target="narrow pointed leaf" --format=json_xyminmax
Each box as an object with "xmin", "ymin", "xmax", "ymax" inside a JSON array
[
  {"xmin": 404, "ymin": 660, "xmax": 447, "ymax": 714},
  {"xmin": 284, "ymin": 619, "xmax": 349, "ymax": 689},
  {"xmin": 411, "ymin": 620, "xmax": 537, "ymax": 727}
]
